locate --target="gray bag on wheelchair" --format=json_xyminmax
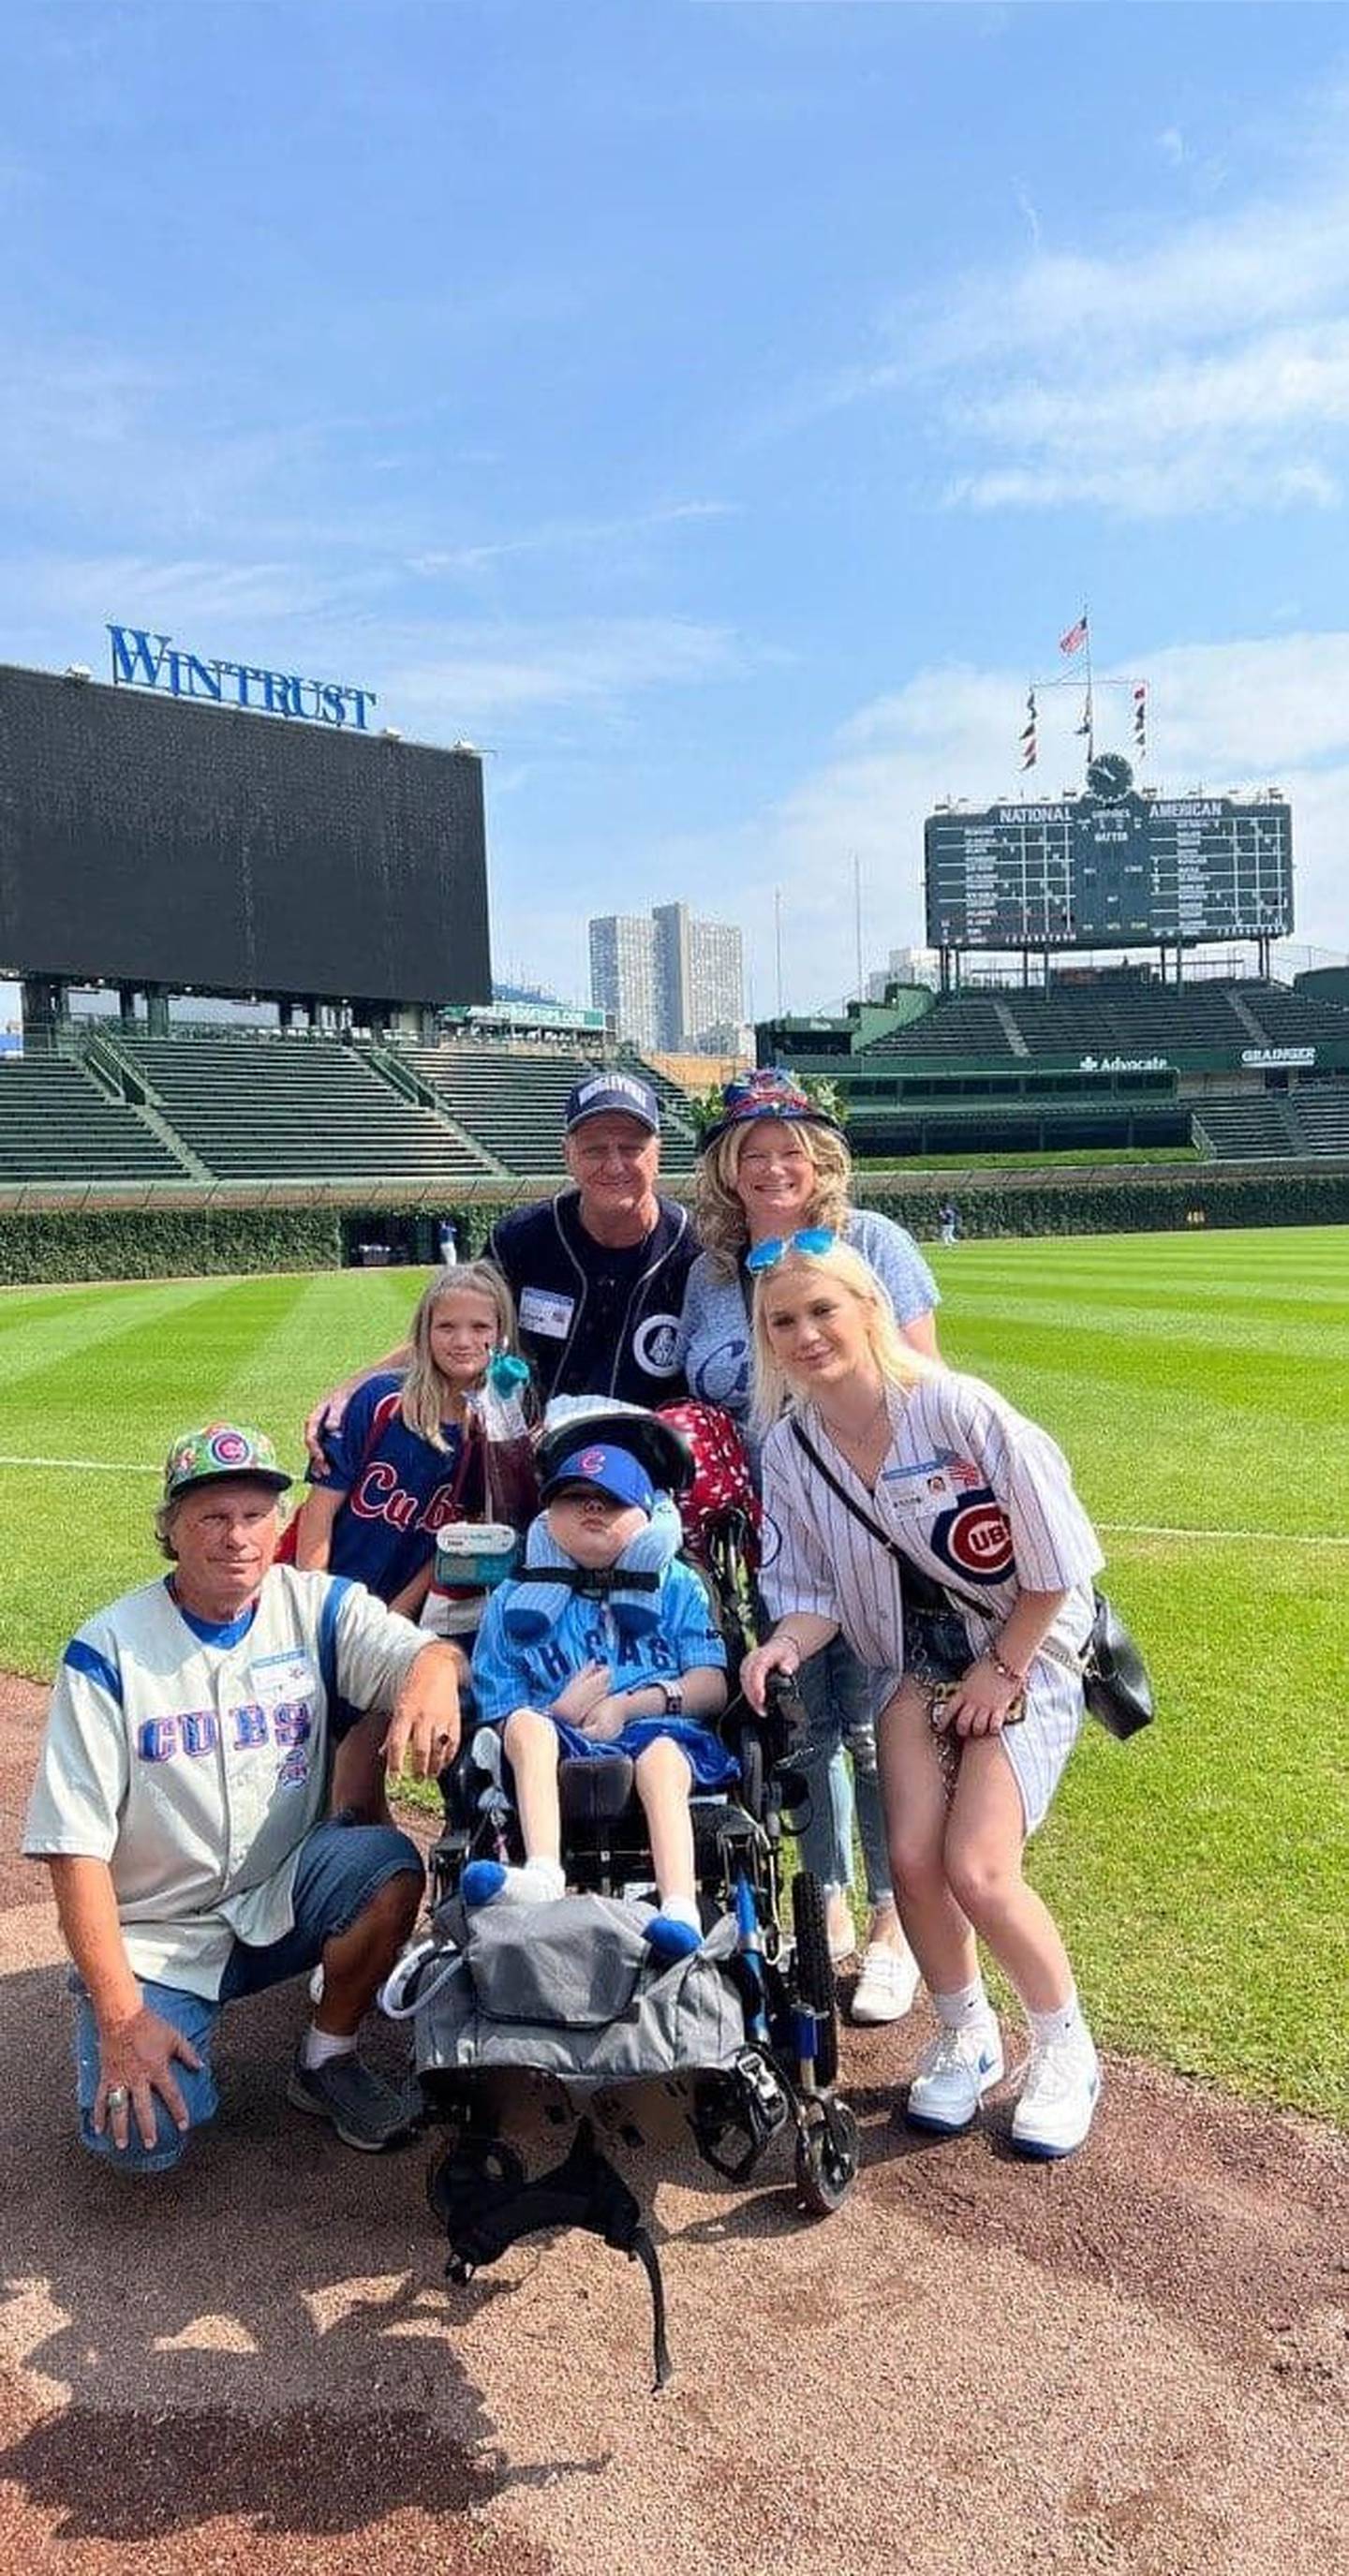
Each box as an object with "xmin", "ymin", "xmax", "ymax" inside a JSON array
[{"xmin": 410, "ymin": 1891, "xmax": 748, "ymax": 2092}]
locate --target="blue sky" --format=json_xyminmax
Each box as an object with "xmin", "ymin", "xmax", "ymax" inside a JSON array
[{"xmin": 5, "ymin": 0, "xmax": 1349, "ymax": 1014}]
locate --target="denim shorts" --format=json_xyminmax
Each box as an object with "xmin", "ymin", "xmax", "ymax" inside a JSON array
[
  {"xmin": 903, "ymin": 1606, "xmax": 974, "ymax": 1688},
  {"xmin": 71, "ymin": 1816, "xmax": 422, "ymax": 2175}
]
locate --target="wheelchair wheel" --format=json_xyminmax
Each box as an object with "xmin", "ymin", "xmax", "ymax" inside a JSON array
[
  {"xmin": 791, "ymin": 1869, "xmax": 839, "ymax": 2092},
  {"xmin": 794, "ymin": 2098, "xmax": 861, "ymax": 2216}
]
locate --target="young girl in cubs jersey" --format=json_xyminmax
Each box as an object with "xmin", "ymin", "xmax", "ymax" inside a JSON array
[
  {"xmin": 294, "ymin": 1263, "xmax": 522, "ymax": 1821},
  {"xmin": 294, "ymin": 1262, "xmax": 519, "ymax": 1619}
]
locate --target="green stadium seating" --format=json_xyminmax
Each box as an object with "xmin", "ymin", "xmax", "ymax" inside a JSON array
[
  {"xmin": 0, "ymin": 1058, "xmax": 190, "ymax": 1184},
  {"xmin": 112, "ymin": 1034, "xmax": 496, "ymax": 1184},
  {"xmin": 402, "ymin": 1044, "xmax": 699, "ymax": 1174}
]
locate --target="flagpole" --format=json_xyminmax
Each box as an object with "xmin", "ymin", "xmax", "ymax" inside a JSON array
[{"xmin": 1083, "ymin": 604, "xmax": 1094, "ymax": 767}]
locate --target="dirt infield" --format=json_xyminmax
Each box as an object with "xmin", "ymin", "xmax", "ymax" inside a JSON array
[{"xmin": 2, "ymin": 1671, "xmax": 1344, "ymax": 2576}]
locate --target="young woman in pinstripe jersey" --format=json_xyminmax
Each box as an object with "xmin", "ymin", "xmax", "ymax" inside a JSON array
[{"xmin": 741, "ymin": 1237, "xmax": 1105, "ymax": 2160}]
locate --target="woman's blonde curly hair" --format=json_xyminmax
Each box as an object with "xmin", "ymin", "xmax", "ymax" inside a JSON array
[{"xmin": 692, "ymin": 1118, "xmax": 854, "ymax": 1277}]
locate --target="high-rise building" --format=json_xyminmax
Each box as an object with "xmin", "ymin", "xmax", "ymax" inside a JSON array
[
  {"xmin": 589, "ymin": 902, "xmax": 745, "ymax": 1049},
  {"xmin": 652, "ymin": 901, "xmax": 744, "ymax": 1049},
  {"xmin": 587, "ymin": 913, "xmax": 659, "ymax": 1051}
]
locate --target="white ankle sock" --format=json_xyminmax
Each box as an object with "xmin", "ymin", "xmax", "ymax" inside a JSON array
[
  {"xmin": 658, "ymin": 1892, "xmax": 701, "ymax": 1930},
  {"xmin": 504, "ymin": 1856, "xmax": 566, "ymax": 1902},
  {"xmin": 933, "ymin": 1977, "xmax": 991, "ymax": 2031},
  {"xmin": 303, "ymin": 2024, "xmax": 357, "ymax": 2071},
  {"xmin": 1027, "ymin": 1991, "xmax": 1087, "ymax": 2050}
]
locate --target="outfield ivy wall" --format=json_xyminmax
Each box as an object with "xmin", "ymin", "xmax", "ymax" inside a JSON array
[{"xmin": 0, "ymin": 1163, "xmax": 1345, "ymax": 1283}]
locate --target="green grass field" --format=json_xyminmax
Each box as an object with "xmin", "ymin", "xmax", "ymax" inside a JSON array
[{"xmin": 3, "ymin": 1229, "xmax": 1346, "ymax": 2122}]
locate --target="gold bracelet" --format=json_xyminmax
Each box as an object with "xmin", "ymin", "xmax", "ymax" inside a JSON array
[{"xmin": 986, "ymin": 1648, "xmax": 1028, "ymax": 1688}]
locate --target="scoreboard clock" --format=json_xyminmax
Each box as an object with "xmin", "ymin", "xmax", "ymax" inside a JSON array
[{"xmin": 924, "ymin": 758, "xmax": 1292, "ymax": 952}]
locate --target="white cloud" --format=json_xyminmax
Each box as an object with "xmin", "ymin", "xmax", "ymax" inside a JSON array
[
  {"xmin": 383, "ymin": 615, "xmax": 749, "ymax": 727},
  {"xmin": 411, "ymin": 500, "xmax": 736, "ymax": 578}
]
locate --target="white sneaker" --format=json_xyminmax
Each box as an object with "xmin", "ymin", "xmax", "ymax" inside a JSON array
[
  {"xmin": 851, "ymin": 1937, "xmax": 921, "ymax": 2025},
  {"xmin": 905, "ymin": 2014, "xmax": 1004, "ymax": 2133},
  {"xmin": 1011, "ymin": 2030, "xmax": 1101, "ymax": 2159}
]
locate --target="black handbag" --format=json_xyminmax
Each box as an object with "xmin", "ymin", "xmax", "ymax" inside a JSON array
[
  {"xmin": 1082, "ymin": 1591, "xmax": 1154, "ymax": 1740},
  {"xmin": 789, "ymin": 1421, "xmax": 1154, "ymax": 1740}
]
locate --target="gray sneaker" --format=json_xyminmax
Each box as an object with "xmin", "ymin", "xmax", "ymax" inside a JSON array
[{"xmin": 287, "ymin": 2049, "xmax": 417, "ymax": 2152}]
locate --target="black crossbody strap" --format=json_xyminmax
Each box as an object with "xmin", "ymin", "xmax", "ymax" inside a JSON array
[{"xmin": 788, "ymin": 1417, "xmax": 986, "ymax": 1619}]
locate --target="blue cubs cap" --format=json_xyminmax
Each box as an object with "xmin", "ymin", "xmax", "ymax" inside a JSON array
[
  {"xmin": 541, "ymin": 1443, "xmax": 655, "ymax": 1516},
  {"xmin": 564, "ymin": 1072, "xmax": 660, "ymax": 1135}
]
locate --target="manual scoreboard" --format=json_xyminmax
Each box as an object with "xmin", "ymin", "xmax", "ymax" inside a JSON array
[{"xmin": 924, "ymin": 756, "xmax": 1292, "ymax": 953}]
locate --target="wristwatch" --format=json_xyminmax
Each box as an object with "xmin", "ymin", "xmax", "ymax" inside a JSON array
[{"xmin": 657, "ymin": 1680, "xmax": 685, "ymax": 1717}]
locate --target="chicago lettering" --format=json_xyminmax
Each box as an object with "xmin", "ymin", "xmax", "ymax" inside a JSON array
[{"xmin": 108, "ymin": 625, "xmax": 377, "ymax": 730}]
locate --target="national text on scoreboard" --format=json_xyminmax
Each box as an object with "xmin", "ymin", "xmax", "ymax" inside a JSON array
[{"xmin": 924, "ymin": 775, "xmax": 1293, "ymax": 953}]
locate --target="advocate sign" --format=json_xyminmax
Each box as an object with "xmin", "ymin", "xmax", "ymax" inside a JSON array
[{"xmin": 108, "ymin": 624, "xmax": 377, "ymax": 730}]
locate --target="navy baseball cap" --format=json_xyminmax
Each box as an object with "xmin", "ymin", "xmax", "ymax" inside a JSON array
[
  {"xmin": 541, "ymin": 1442, "xmax": 655, "ymax": 1516},
  {"xmin": 564, "ymin": 1071, "xmax": 660, "ymax": 1135}
]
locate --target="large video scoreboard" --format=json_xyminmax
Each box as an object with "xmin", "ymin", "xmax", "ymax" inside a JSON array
[
  {"xmin": 0, "ymin": 661, "xmax": 491, "ymax": 1009},
  {"xmin": 924, "ymin": 756, "xmax": 1293, "ymax": 953}
]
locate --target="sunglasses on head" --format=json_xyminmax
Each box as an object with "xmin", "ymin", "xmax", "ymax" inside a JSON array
[{"xmin": 744, "ymin": 1227, "xmax": 837, "ymax": 1275}]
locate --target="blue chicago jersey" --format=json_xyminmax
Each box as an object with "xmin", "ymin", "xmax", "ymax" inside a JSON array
[
  {"xmin": 308, "ymin": 1372, "xmax": 484, "ymax": 1606},
  {"xmin": 471, "ymin": 1559, "xmax": 727, "ymax": 1725}
]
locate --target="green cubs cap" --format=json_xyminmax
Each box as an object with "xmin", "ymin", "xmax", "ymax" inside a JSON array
[{"xmin": 162, "ymin": 1421, "xmax": 292, "ymax": 1503}]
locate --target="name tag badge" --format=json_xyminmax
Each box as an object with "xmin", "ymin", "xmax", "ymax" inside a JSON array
[
  {"xmin": 519, "ymin": 1286, "xmax": 575, "ymax": 1340},
  {"xmin": 882, "ymin": 1473, "xmax": 950, "ymax": 1511},
  {"xmin": 250, "ymin": 1648, "xmax": 317, "ymax": 1710}
]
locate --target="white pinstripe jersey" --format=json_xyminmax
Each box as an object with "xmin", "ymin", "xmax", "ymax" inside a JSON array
[
  {"xmin": 760, "ymin": 1370, "xmax": 1104, "ymax": 1694},
  {"xmin": 23, "ymin": 1566, "xmax": 426, "ymax": 1997}
]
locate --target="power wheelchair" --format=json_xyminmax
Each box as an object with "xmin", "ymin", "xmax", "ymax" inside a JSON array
[{"xmin": 392, "ymin": 1405, "xmax": 862, "ymax": 2383}]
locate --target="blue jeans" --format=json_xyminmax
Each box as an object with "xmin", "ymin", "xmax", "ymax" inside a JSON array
[
  {"xmin": 793, "ymin": 1636, "xmax": 892, "ymax": 1909},
  {"xmin": 72, "ymin": 1818, "xmax": 422, "ymax": 2175}
]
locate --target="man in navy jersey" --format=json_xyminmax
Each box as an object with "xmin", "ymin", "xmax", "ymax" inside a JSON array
[
  {"xmin": 484, "ymin": 1073, "xmax": 695, "ymax": 1406},
  {"xmin": 304, "ymin": 1073, "xmax": 696, "ymax": 1459}
]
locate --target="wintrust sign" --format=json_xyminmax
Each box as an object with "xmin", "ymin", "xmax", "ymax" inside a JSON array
[{"xmin": 107, "ymin": 625, "xmax": 377, "ymax": 729}]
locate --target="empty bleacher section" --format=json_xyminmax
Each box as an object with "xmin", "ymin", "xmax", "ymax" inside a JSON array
[
  {"xmin": 1233, "ymin": 982, "xmax": 1349, "ymax": 1047},
  {"xmin": 1287, "ymin": 1084, "xmax": 1349, "ymax": 1156},
  {"xmin": 403, "ymin": 1044, "xmax": 699, "ymax": 1173},
  {"xmin": 0, "ymin": 1058, "xmax": 190, "ymax": 1183},
  {"xmin": 1191, "ymin": 1096, "xmax": 1303, "ymax": 1161},
  {"xmin": 111, "ymin": 1035, "xmax": 497, "ymax": 1185},
  {"xmin": 860, "ymin": 999, "xmax": 1016, "ymax": 1059},
  {"xmin": 763, "ymin": 975, "xmax": 1349, "ymax": 1163}
]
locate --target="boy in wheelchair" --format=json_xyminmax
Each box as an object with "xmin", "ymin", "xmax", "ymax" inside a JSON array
[{"xmin": 462, "ymin": 1431, "xmax": 734, "ymax": 1961}]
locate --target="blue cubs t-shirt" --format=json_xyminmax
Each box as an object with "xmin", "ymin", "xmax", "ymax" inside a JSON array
[{"xmin": 308, "ymin": 1372, "xmax": 484, "ymax": 1605}]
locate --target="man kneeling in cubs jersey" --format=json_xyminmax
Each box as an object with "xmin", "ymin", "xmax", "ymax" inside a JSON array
[{"xmin": 23, "ymin": 1421, "xmax": 465, "ymax": 2170}]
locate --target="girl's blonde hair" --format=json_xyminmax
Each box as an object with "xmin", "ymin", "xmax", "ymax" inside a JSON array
[
  {"xmin": 750, "ymin": 1238, "xmax": 935, "ymax": 1431},
  {"xmin": 400, "ymin": 1261, "xmax": 518, "ymax": 1448},
  {"xmin": 692, "ymin": 1118, "xmax": 853, "ymax": 1276}
]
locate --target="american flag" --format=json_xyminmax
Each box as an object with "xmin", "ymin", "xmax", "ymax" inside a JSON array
[{"xmin": 1060, "ymin": 614, "xmax": 1089, "ymax": 656}]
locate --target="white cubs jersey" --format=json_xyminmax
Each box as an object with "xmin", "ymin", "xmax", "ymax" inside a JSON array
[
  {"xmin": 760, "ymin": 1372, "xmax": 1104, "ymax": 1830},
  {"xmin": 23, "ymin": 1566, "xmax": 426, "ymax": 1997}
]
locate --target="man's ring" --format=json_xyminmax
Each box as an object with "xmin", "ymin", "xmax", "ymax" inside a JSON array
[{"xmin": 106, "ymin": 2085, "xmax": 130, "ymax": 2110}]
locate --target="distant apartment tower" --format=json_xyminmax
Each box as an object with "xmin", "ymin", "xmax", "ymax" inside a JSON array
[
  {"xmin": 590, "ymin": 902, "xmax": 745, "ymax": 1049},
  {"xmin": 652, "ymin": 902, "xmax": 744, "ymax": 1049},
  {"xmin": 587, "ymin": 913, "xmax": 659, "ymax": 1051}
]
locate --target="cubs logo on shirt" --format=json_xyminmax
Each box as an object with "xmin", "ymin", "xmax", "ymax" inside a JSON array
[{"xmin": 928, "ymin": 1486, "xmax": 1015, "ymax": 1585}]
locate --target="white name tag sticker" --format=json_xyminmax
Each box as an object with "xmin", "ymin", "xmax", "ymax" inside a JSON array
[
  {"xmin": 250, "ymin": 1648, "xmax": 316, "ymax": 1707},
  {"xmin": 519, "ymin": 1287, "xmax": 574, "ymax": 1339}
]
